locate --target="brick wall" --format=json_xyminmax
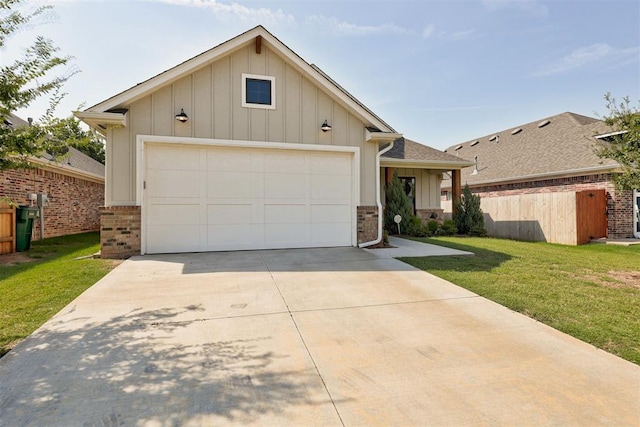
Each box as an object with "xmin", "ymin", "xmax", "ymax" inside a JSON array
[
  {"xmin": 357, "ymin": 205, "xmax": 378, "ymax": 244},
  {"xmin": 468, "ymin": 173, "xmax": 635, "ymax": 239},
  {"xmin": 100, "ymin": 206, "xmax": 141, "ymax": 259},
  {"xmin": 0, "ymin": 167, "xmax": 103, "ymax": 239},
  {"xmin": 416, "ymin": 208, "xmax": 445, "ymax": 224}
]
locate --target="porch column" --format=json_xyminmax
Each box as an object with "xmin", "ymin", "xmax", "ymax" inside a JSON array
[
  {"xmin": 451, "ymin": 169, "xmax": 462, "ymax": 215},
  {"xmin": 385, "ymin": 167, "xmax": 394, "ymax": 184}
]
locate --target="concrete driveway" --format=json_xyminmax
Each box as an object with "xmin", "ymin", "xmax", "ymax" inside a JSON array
[{"xmin": 0, "ymin": 244, "xmax": 638, "ymax": 426}]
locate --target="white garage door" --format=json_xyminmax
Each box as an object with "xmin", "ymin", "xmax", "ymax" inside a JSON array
[{"xmin": 143, "ymin": 142, "xmax": 356, "ymax": 254}]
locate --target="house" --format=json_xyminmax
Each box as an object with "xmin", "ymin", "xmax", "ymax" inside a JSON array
[
  {"xmin": 0, "ymin": 114, "xmax": 105, "ymax": 240},
  {"xmin": 441, "ymin": 112, "xmax": 639, "ymax": 242},
  {"xmin": 76, "ymin": 26, "xmax": 471, "ymax": 258}
]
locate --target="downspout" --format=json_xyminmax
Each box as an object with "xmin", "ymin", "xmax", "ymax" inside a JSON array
[{"xmin": 359, "ymin": 139, "xmax": 395, "ymax": 248}]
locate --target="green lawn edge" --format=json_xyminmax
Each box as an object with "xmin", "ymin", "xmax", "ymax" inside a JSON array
[
  {"xmin": 399, "ymin": 236, "xmax": 640, "ymax": 365},
  {"xmin": 0, "ymin": 232, "xmax": 118, "ymax": 358}
]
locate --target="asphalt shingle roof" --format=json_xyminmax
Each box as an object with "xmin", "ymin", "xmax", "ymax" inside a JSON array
[
  {"xmin": 383, "ymin": 137, "xmax": 471, "ymax": 165},
  {"xmin": 441, "ymin": 112, "xmax": 617, "ymax": 187}
]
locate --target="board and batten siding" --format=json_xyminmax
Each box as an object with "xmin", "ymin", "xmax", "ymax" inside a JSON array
[
  {"xmin": 380, "ymin": 168, "xmax": 442, "ymax": 210},
  {"xmin": 106, "ymin": 44, "xmax": 376, "ymax": 207}
]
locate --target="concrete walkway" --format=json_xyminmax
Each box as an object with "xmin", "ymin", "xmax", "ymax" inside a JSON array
[
  {"xmin": 0, "ymin": 246, "xmax": 638, "ymax": 426},
  {"xmin": 363, "ymin": 236, "xmax": 474, "ymax": 258}
]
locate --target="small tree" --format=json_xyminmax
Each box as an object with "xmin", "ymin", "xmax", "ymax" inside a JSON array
[
  {"xmin": 46, "ymin": 114, "xmax": 105, "ymax": 164},
  {"xmin": 453, "ymin": 184, "xmax": 486, "ymax": 236},
  {"xmin": 594, "ymin": 93, "xmax": 640, "ymax": 191},
  {"xmin": 0, "ymin": 0, "xmax": 75, "ymax": 170},
  {"xmin": 384, "ymin": 171, "xmax": 413, "ymax": 234}
]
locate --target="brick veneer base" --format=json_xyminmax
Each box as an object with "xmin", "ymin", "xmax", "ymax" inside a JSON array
[
  {"xmin": 357, "ymin": 206, "xmax": 378, "ymax": 244},
  {"xmin": 100, "ymin": 206, "xmax": 141, "ymax": 259},
  {"xmin": 416, "ymin": 208, "xmax": 445, "ymax": 224},
  {"xmin": 0, "ymin": 167, "xmax": 103, "ymax": 239},
  {"xmin": 469, "ymin": 173, "xmax": 635, "ymax": 239}
]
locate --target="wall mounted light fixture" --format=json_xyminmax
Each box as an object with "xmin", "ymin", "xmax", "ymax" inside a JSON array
[
  {"xmin": 321, "ymin": 120, "xmax": 332, "ymax": 132},
  {"xmin": 175, "ymin": 109, "xmax": 189, "ymax": 122}
]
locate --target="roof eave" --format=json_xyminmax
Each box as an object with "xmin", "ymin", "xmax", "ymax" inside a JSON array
[
  {"xmin": 441, "ymin": 164, "xmax": 621, "ymax": 189},
  {"xmin": 74, "ymin": 111, "xmax": 128, "ymax": 135},
  {"xmin": 381, "ymin": 158, "xmax": 474, "ymax": 170},
  {"xmin": 366, "ymin": 130, "xmax": 403, "ymax": 143},
  {"xmin": 83, "ymin": 26, "xmax": 396, "ymax": 133}
]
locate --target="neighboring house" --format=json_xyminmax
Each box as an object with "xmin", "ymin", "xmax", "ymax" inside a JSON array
[
  {"xmin": 441, "ymin": 112, "xmax": 639, "ymax": 241},
  {"xmin": 76, "ymin": 26, "xmax": 470, "ymax": 258},
  {"xmin": 0, "ymin": 115, "xmax": 105, "ymax": 239}
]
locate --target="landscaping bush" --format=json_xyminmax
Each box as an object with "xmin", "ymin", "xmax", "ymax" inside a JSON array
[
  {"xmin": 384, "ymin": 171, "xmax": 413, "ymax": 234},
  {"xmin": 437, "ymin": 219, "xmax": 457, "ymax": 236},
  {"xmin": 453, "ymin": 184, "xmax": 486, "ymax": 236},
  {"xmin": 427, "ymin": 220, "xmax": 439, "ymax": 235}
]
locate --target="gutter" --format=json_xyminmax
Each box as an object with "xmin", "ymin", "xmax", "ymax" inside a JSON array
[{"xmin": 358, "ymin": 140, "xmax": 395, "ymax": 248}]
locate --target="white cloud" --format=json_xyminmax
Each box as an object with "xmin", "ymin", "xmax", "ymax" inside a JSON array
[
  {"xmin": 481, "ymin": 0, "xmax": 548, "ymax": 17},
  {"xmin": 534, "ymin": 43, "xmax": 640, "ymax": 77},
  {"xmin": 451, "ymin": 29, "xmax": 476, "ymax": 41},
  {"xmin": 306, "ymin": 15, "xmax": 414, "ymax": 36},
  {"xmin": 151, "ymin": 0, "xmax": 295, "ymax": 24},
  {"xmin": 422, "ymin": 24, "xmax": 435, "ymax": 39}
]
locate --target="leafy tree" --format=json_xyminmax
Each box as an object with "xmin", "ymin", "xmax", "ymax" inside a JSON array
[
  {"xmin": 46, "ymin": 114, "xmax": 105, "ymax": 164},
  {"xmin": 594, "ymin": 93, "xmax": 640, "ymax": 191},
  {"xmin": 384, "ymin": 171, "xmax": 413, "ymax": 234},
  {"xmin": 453, "ymin": 184, "xmax": 486, "ymax": 236},
  {"xmin": 0, "ymin": 0, "xmax": 75, "ymax": 170}
]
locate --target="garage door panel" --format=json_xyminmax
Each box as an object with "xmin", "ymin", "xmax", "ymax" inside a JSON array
[
  {"xmin": 264, "ymin": 152, "xmax": 306, "ymax": 174},
  {"xmin": 147, "ymin": 225, "xmax": 203, "ymax": 253},
  {"xmin": 207, "ymin": 149, "xmax": 253, "ymax": 172},
  {"xmin": 144, "ymin": 143, "xmax": 355, "ymax": 254},
  {"xmin": 265, "ymin": 173, "xmax": 306, "ymax": 199},
  {"xmin": 147, "ymin": 146, "xmax": 200, "ymax": 170},
  {"xmin": 265, "ymin": 223, "xmax": 310, "ymax": 246},
  {"xmin": 208, "ymin": 224, "xmax": 257, "ymax": 247},
  {"xmin": 312, "ymin": 223, "xmax": 351, "ymax": 246},
  {"xmin": 311, "ymin": 204, "xmax": 351, "ymax": 223},
  {"xmin": 312, "ymin": 175, "xmax": 351, "ymax": 200},
  {"xmin": 207, "ymin": 204, "xmax": 252, "ymax": 225},
  {"xmin": 148, "ymin": 204, "xmax": 201, "ymax": 226},
  {"xmin": 148, "ymin": 170, "xmax": 201, "ymax": 198},
  {"xmin": 207, "ymin": 171, "xmax": 251, "ymax": 198},
  {"xmin": 310, "ymin": 153, "xmax": 351, "ymax": 175},
  {"xmin": 264, "ymin": 204, "xmax": 306, "ymax": 224}
]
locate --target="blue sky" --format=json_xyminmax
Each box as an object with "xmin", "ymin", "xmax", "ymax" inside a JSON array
[{"xmin": 5, "ymin": 0, "xmax": 640, "ymax": 150}]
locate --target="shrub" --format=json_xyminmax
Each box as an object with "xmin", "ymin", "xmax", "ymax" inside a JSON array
[
  {"xmin": 384, "ymin": 171, "xmax": 413, "ymax": 234},
  {"xmin": 453, "ymin": 184, "xmax": 486, "ymax": 235},
  {"xmin": 438, "ymin": 219, "xmax": 457, "ymax": 236},
  {"xmin": 427, "ymin": 220, "xmax": 439, "ymax": 235},
  {"xmin": 406, "ymin": 216, "xmax": 428, "ymax": 237}
]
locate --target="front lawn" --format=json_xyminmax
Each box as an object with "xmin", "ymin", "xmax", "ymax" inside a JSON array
[
  {"xmin": 0, "ymin": 232, "xmax": 119, "ymax": 358},
  {"xmin": 401, "ymin": 237, "xmax": 640, "ymax": 365}
]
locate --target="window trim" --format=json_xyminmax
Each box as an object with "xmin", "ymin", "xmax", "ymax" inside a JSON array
[{"xmin": 241, "ymin": 73, "xmax": 276, "ymax": 110}]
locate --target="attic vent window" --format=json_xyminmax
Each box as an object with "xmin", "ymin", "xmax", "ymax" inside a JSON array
[
  {"xmin": 489, "ymin": 135, "xmax": 499, "ymax": 142},
  {"xmin": 242, "ymin": 73, "xmax": 275, "ymax": 110},
  {"xmin": 470, "ymin": 140, "xmax": 480, "ymax": 146},
  {"xmin": 538, "ymin": 120, "xmax": 550, "ymax": 128},
  {"xmin": 511, "ymin": 128, "xmax": 522, "ymax": 135}
]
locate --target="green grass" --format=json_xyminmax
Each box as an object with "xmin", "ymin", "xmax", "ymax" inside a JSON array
[
  {"xmin": 0, "ymin": 232, "xmax": 118, "ymax": 357},
  {"xmin": 401, "ymin": 237, "xmax": 640, "ymax": 365}
]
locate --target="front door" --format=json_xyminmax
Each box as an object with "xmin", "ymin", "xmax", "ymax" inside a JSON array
[{"xmin": 634, "ymin": 190, "xmax": 639, "ymax": 238}]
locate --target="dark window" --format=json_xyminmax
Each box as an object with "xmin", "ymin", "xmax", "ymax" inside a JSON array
[
  {"xmin": 399, "ymin": 177, "xmax": 416, "ymax": 214},
  {"xmin": 246, "ymin": 78, "xmax": 272, "ymax": 105}
]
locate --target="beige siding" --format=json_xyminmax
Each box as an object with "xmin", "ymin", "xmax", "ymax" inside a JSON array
[
  {"xmin": 108, "ymin": 44, "xmax": 376, "ymax": 206},
  {"xmin": 392, "ymin": 168, "xmax": 442, "ymax": 210}
]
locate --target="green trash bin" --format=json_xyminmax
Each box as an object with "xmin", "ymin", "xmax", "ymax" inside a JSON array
[{"xmin": 16, "ymin": 206, "xmax": 39, "ymax": 252}]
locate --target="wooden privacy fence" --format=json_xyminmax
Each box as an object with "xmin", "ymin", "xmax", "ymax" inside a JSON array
[
  {"xmin": 481, "ymin": 189, "xmax": 607, "ymax": 245},
  {"xmin": 0, "ymin": 200, "xmax": 16, "ymax": 255}
]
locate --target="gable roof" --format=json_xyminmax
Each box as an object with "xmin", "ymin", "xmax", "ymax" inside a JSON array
[
  {"xmin": 382, "ymin": 137, "xmax": 473, "ymax": 170},
  {"xmin": 78, "ymin": 25, "xmax": 396, "ymax": 134},
  {"xmin": 441, "ymin": 112, "xmax": 618, "ymax": 188}
]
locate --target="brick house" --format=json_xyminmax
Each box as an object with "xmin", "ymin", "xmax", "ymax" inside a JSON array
[
  {"xmin": 0, "ymin": 115, "xmax": 105, "ymax": 239},
  {"xmin": 441, "ymin": 112, "xmax": 639, "ymax": 241}
]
